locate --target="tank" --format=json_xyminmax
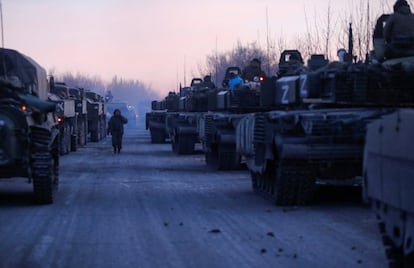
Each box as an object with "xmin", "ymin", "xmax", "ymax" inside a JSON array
[
  {"xmin": 198, "ymin": 66, "xmax": 258, "ymax": 170},
  {"xmin": 86, "ymin": 91, "xmax": 106, "ymax": 142},
  {"xmin": 166, "ymin": 78, "xmax": 215, "ymax": 155},
  {"xmin": 145, "ymin": 91, "xmax": 179, "ymax": 144},
  {"xmin": 363, "ymin": 109, "xmax": 414, "ymax": 267},
  {"xmin": 0, "ymin": 48, "xmax": 59, "ymax": 204},
  {"xmin": 198, "ymin": 51, "xmax": 307, "ymax": 171},
  {"xmin": 48, "ymin": 82, "xmax": 77, "ymax": 154},
  {"xmin": 236, "ymin": 15, "xmax": 414, "ymax": 205}
]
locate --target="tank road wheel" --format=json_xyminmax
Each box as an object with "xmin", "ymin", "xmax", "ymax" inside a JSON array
[
  {"xmin": 31, "ymin": 130, "xmax": 59, "ymax": 204},
  {"xmin": 150, "ymin": 128, "xmax": 166, "ymax": 144},
  {"xmin": 272, "ymin": 160, "xmax": 315, "ymax": 206}
]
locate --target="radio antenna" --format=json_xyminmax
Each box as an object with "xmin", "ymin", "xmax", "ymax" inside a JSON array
[
  {"xmin": 266, "ymin": 6, "xmax": 270, "ymax": 75},
  {"xmin": 0, "ymin": 0, "xmax": 7, "ymax": 78},
  {"xmin": 0, "ymin": 0, "xmax": 4, "ymax": 48}
]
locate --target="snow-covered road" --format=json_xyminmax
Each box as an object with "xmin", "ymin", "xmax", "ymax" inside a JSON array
[{"xmin": 0, "ymin": 125, "xmax": 387, "ymax": 268}]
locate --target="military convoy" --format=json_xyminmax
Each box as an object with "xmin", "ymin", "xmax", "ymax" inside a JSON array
[
  {"xmin": 236, "ymin": 15, "xmax": 414, "ymax": 205},
  {"xmin": 363, "ymin": 109, "xmax": 414, "ymax": 267},
  {"xmin": 146, "ymin": 13, "xmax": 414, "ymax": 211},
  {"xmin": 0, "ymin": 48, "xmax": 110, "ymax": 204},
  {"xmin": 0, "ymin": 48, "xmax": 59, "ymax": 204}
]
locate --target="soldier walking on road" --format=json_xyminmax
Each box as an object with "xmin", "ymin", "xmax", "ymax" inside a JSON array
[{"xmin": 108, "ymin": 109, "xmax": 128, "ymax": 154}]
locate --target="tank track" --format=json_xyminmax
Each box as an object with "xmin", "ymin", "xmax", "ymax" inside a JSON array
[
  {"xmin": 251, "ymin": 160, "xmax": 315, "ymax": 206},
  {"xmin": 30, "ymin": 127, "xmax": 59, "ymax": 204}
]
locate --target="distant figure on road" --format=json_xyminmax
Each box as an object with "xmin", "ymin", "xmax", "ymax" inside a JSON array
[{"xmin": 108, "ymin": 109, "xmax": 128, "ymax": 154}]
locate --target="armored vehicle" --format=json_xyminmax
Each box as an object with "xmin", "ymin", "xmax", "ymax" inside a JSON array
[
  {"xmin": 86, "ymin": 91, "xmax": 106, "ymax": 142},
  {"xmin": 364, "ymin": 109, "xmax": 414, "ymax": 267},
  {"xmin": 236, "ymin": 16, "xmax": 414, "ymax": 205},
  {"xmin": 68, "ymin": 86, "xmax": 88, "ymax": 146},
  {"xmin": 199, "ymin": 51, "xmax": 305, "ymax": 170},
  {"xmin": 0, "ymin": 48, "xmax": 59, "ymax": 204},
  {"xmin": 146, "ymin": 91, "xmax": 179, "ymax": 143},
  {"xmin": 48, "ymin": 82, "xmax": 77, "ymax": 154},
  {"xmin": 166, "ymin": 77, "xmax": 215, "ymax": 154}
]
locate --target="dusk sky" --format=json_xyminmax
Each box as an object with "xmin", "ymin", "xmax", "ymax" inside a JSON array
[{"xmin": 3, "ymin": 0, "xmax": 402, "ymax": 95}]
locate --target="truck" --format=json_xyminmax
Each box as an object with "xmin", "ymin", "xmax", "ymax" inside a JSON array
[{"xmin": 0, "ymin": 48, "xmax": 59, "ymax": 204}]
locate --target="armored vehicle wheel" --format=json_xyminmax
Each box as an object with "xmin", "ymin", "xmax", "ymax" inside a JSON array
[
  {"xmin": 31, "ymin": 131, "xmax": 59, "ymax": 204},
  {"xmin": 150, "ymin": 129, "xmax": 166, "ymax": 144},
  {"xmin": 206, "ymin": 144, "xmax": 241, "ymax": 170}
]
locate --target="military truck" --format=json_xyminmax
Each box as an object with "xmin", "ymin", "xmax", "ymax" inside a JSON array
[
  {"xmin": 236, "ymin": 15, "xmax": 414, "ymax": 205},
  {"xmin": 363, "ymin": 109, "xmax": 414, "ymax": 267},
  {"xmin": 68, "ymin": 87, "xmax": 88, "ymax": 146},
  {"xmin": 48, "ymin": 82, "xmax": 77, "ymax": 154},
  {"xmin": 86, "ymin": 91, "xmax": 106, "ymax": 142},
  {"xmin": 0, "ymin": 48, "xmax": 59, "ymax": 204}
]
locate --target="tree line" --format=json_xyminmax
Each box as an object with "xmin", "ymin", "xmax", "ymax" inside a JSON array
[{"xmin": 53, "ymin": 0, "xmax": 402, "ymax": 103}]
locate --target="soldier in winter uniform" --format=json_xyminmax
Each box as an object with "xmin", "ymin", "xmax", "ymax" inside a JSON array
[
  {"xmin": 384, "ymin": 0, "xmax": 414, "ymax": 58},
  {"xmin": 108, "ymin": 109, "xmax": 128, "ymax": 154},
  {"xmin": 241, "ymin": 58, "xmax": 267, "ymax": 82}
]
